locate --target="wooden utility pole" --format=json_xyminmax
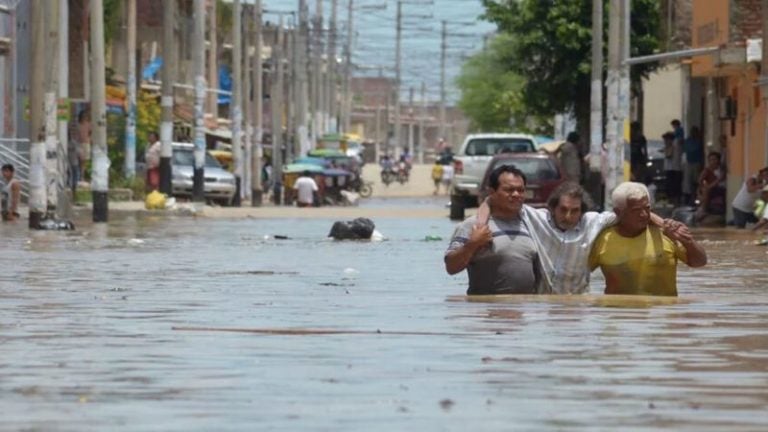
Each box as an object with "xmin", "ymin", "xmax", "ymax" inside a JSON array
[
  {"xmin": 272, "ymin": 17, "xmax": 284, "ymax": 204},
  {"xmin": 160, "ymin": 0, "xmax": 175, "ymax": 195},
  {"xmin": 251, "ymin": 0, "xmax": 264, "ymax": 206},
  {"xmin": 407, "ymin": 86, "xmax": 414, "ymax": 157},
  {"xmin": 394, "ymin": 0, "xmax": 402, "ymax": 157},
  {"xmin": 125, "ymin": 0, "xmax": 137, "ymax": 179},
  {"xmin": 28, "ymin": 0, "xmax": 45, "ymax": 228},
  {"xmin": 231, "ymin": 0, "xmax": 243, "ymax": 206},
  {"xmin": 91, "ymin": 0, "xmax": 109, "ymax": 222},
  {"xmin": 192, "ymin": 0, "xmax": 206, "ymax": 202},
  {"xmin": 207, "ymin": 0, "xmax": 218, "ymax": 117}
]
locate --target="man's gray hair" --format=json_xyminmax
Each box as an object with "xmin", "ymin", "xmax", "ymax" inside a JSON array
[{"xmin": 612, "ymin": 182, "xmax": 649, "ymax": 209}]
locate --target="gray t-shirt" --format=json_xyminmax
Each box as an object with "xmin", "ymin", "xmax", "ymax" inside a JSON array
[{"xmin": 446, "ymin": 215, "xmax": 539, "ymax": 295}]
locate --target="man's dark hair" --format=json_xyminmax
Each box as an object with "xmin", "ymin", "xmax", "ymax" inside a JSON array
[
  {"xmin": 566, "ymin": 132, "xmax": 580, "ymax": 144},
  {"xmin": 671, "ymin": 119, "xmax": 681, "ymax": 127},
  {"xmin": 662, "ymin": 131, "xmax": 675, "ymax": 140},
  {"xmin": 488, "ymin": 164, "xmax": 526, "ymax": 190},
  {"xmin": 1, "ymin": 164, "xmax": 14, "ymax": 172},
  {"xmin": 547, "ymin": 181, "xmax": 594, "ymax": 213},
  {"xmin": 707, "ymin": 152, "xmax": 721, "ymax": 162},
  {"xmin": 302, "ymin": 170, "xmax": 311, "ymax": 176}
]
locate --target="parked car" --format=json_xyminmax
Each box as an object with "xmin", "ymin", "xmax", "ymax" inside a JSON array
[
  {"xmin": 449, "ymin": 152, "xmax": 565, "ymax": 220},
  {"xmin": 449, "ymin": 133, "xmax": 538, "ymax": 219},
  {"xmin": 171, "ymin": 143, "xmax": 236, "ymax": 205}
]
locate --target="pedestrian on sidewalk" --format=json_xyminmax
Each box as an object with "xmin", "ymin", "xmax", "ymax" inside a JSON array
[
  {"xmin": 1, "ymin": 164, "xmax": 21, "ymax": 222},
  {"xmin": 431, "ymin": 161, "xmax": 443, "ymax": 195}
]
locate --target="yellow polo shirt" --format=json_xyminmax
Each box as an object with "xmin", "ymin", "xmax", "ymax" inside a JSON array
[{"xmin": 588, "ymin": 226, "xmax": 687, "ymax": 296}]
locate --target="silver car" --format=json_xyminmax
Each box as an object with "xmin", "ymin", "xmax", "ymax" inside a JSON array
[{"xmin": 171, "ymin": 143, "xmax": 236, "ymax": 205}]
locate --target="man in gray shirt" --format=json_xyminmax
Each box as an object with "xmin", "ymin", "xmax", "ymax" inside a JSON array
[{"xmin": 445, "ymin": 165, "xmax": 539, "ymax": 295}]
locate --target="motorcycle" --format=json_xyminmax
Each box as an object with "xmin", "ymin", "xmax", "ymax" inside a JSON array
[
  {"xmin": 381, "ymin": 167, "xmax": 397, "ymax": 186},
  {"xmin": 348, "ymin": 176, "xmax": 373, "ymax": 198}
]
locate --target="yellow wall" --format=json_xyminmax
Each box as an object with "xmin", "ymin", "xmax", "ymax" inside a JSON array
[
  {"xmin": 691, "ymin": 0, "xmax": 729, "ymax": 77},
  {"xmin": 724, "ymin": 70, "xmax": 768, "ymax": 178}
]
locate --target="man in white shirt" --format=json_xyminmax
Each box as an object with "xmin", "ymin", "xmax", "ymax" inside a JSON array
[
  {"xmin": 440, "ymin": 163, "xmax": 454, "ymax": 195},
  {"xmin": 293, "ymin": 171, "xmax": 318, "ymax": 207}
]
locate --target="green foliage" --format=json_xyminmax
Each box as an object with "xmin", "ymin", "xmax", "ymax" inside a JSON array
[
  {"xmin": 456, "ymin": 34, "xmax": 550, "ymax": 133},
  {"xmin": 137, "ymin": 90, "xmax": 161, "ymax": 157},
  {"xmin": 480, "ymin": 0, "xmax": 661, "ymax": 126},
  {"xmin": 103, "ymin": 0, "xmax": 123, "ymax": 47}
]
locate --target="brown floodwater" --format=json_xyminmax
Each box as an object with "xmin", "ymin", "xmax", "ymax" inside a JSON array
[{"xmin": 1, "ymin": 204, "xmax": 767, "ymax": 431}]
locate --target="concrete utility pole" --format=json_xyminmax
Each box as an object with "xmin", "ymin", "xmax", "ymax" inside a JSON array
[
  {"xmin": 313, "ymin": 0, "xmax": 324, "ymax": 142},
  {"xmin": 44, "ymin": 0, "xmax": 59, "ymax": 217},
  {"xmin": 271, "ymin": 18, "xmax": 285, "ymax": 204},
  {"xmin": 589, "ymin": 0, "xmax": 603, "ymax": 172},
  {"xmin": 439, "ymin": 20, "xmax": 446, "ymax": 142},
  {"xmin": 286, "ymin": 29, "xmax": 295, "ymax": 163},
  {"xmin": 296, "ymin": 0, "xmax": 310, "ymax": 157},
  {"xmin": 394, "ymin": 0, "xmax": 402, "ymax": 157},
  {"xmin": 326, "ymin": 0, "xmax": 338, "ymax": 132},
  {"xmin": 407, "ymin": 86, "xmax": 414, "ymax": 157},
  {"xmin": 604, "ymin": 0, "xmax": 622, "ymax": 210},
  {"xmin": 28, "ymin": 0, "xmax": 45, "ymax": 228},
  {"xmin": 243, "ymin": 4, "xmax": 253, "ymax": 202},
  {"xmin": 231, "ymin": 0, "xmax": 243, "ymax": 206},
  {"xmin": 374, "ymin": 103, "xmax": 381, "ymax": 161},
  {"xmin": 208, "ymin": 0, "xmax": 218, "ymax": 117},
  {"xmin": 419, "ymin": 81, "xmax": 426, "ymax": 164},
  {"xmin": 762, "ymin": 0, "xmax": 768, "ymax": 166},
  {"xmin": 125, "ymin": 0, "xmax": 137, "ymax": 179},
  {"xmin": 57, "ymin": 0, "xmax": 71, "ymax": 219},
  {"xmin": 160, "ymin": 0, "xmax": 175, "ymax": 195},
  {"xmin": 252, "ymin": 0, "xmax": 264, "ymax": 206},
  {"xmin": 341, "ymin": 0, "xmax": 354, "ymax": 133},
  {"xmin": 91, "ymin": 0, "xmax": 109, "ymax": 222},
  {"xmin": 192, "ymin": 0, "xmax": 207, "ymax": 202}
]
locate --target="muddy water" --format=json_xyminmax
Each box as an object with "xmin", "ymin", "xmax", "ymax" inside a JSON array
[{"xmin": 0, "ymin": 208, "xmax": 767, "ymax": 431}]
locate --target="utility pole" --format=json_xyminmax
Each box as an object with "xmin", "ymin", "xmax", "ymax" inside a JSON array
[
  {"xmin": 125, "ymin": 0, "xmax": 137, "ymax": 179},
  {"xmin": 604, "ymin": 0, "xmax": 622, "ymax": 210},
  {"xmin": 207, "ymin": 0, "xmax": 218, "ymax": 117},
  {"xmin": 272, "ymin": 17, "xmax": 285, "ymax": 204},
  {"xmin": 192, "ymin": 0, "xmax": 206, "ymax": 202},
  {"xmin": 243, "ymin": 4, "xmax": 253, "ymax": 202},
  {"xmin": 231, "ymin": 0, "xmax": 243, "ymax": 206},
  {"xmin": 286, "ymin": 28, "xmax": 295, "ymax": 163},
  {"xmin": 588, "ymin": 0, "xmax": 604, "ymax": 205},
  {"xmin": 160, "ymin": 0, "xmax": 175, "ymax": 195},
  {"xmin": 57, "ymin": 0, "xmax": 70, "ymax": 219},
  {"xmin": 326, "ymin": 0, "xmax": 338, "ymax": 132},
  {"xmin": 439, "ymin": 20, "xmax": 446, "ymax": 142},
  {"xmin": 296, "ymin": 0, "xmax": 310, "ymax": 157},
  {"xmin": 394, "ymin": 0, "xmax": 402, "ymax": 157},
  {"xmin": 44, "ymin": 0, "xmax": 59, "ymax": 217},
  {"xmin": 342, "ymin": 0, "xmax": 354, "ymax": 133},
  {"xmin": 252, "ymin": 0, "xmax": 264, "ymax": 206},
  {"xmin": 407, "ymin": 86, "xmax": 414, "ymax": 158},
  {"xmin": 28, "ymin": 0, "xmax": 45, "ymax": 228},
  {"xmin": 419, "ymin": 81, "xmax": 426, "ymax": 164},
  {"xmin": 375, "ymin": 103, "xmax": 381, "ymax": 161},
  {"xmin": 91, "ymin": 0, "xmax": 109, "ymax": 222},
  {"xmin": 313, "ymin": 0, "xmax": 324, "ymax": 141}
]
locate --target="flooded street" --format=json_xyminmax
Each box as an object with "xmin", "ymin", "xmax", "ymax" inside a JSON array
[{"xmin": 1, "ymin": 199, "xmax": 767, "ymax": 431}]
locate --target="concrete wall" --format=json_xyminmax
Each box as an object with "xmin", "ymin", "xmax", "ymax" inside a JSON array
[{"xmin": 642, "ymin": 65, "xmax": 683, "ymax": 139}]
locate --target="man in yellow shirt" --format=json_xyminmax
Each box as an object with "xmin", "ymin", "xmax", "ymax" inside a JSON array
[{"xmin": 589, "ymin": 182, "xmax": 707, "ymax": 296}]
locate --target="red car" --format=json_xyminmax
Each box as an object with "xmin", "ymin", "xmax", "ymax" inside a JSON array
[{"xmin": 479, "ymin": 152, "xmax": 566, "ymax": 208}]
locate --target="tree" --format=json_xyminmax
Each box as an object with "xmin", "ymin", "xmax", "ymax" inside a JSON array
[
  {"xmin": 456, "ymin": 34, "xmax": 550, "ymax": 133},
  {"xmin": 480, "ymin": 0, "xmax": 661, "ymax": 134}
]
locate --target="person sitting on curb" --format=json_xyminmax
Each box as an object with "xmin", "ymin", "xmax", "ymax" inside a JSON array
[
  {"xmin": 589, "ymin": 182, "xmax": 707, "ymax": 297},
  {"xmin": 444, "ymin": 165, "xmax": 540, "ymax": 295},
  {"xmin": 1, "ymin": 164, "xmax": 21, "ymax": 222},
  {"xmin": 475, "ymin": 181, "xmax": 684, "ymax": 294}
]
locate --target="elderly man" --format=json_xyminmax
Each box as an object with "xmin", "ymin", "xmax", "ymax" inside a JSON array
[
  {"xmin": 445, "ymin": 165, "xmax": 540, "ymax": 295},
  {"xmin": 589, "ymin": 182, "xmax": 707, "ymax": 296},
  {"xmin": 477, "ymin": 181, "xmax": 678, "ymax": 294}
]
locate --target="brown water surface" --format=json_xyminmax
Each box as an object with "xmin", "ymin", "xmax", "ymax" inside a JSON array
[{"xmin": 1, "ymin": 207, "xmax": 767, "ymax": 431}]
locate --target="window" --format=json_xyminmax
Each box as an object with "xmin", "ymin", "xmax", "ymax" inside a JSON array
[{"xmin": 466, "ymin": 138, "xmax": 535, "ymax": 156}]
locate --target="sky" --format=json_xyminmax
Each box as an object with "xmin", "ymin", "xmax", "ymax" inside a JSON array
[{"xmin": 258, "ymin": 0, "xmax": 496, "ymax": 104}]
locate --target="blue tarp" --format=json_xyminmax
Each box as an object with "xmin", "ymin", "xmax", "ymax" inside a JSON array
[
  {"xmin": 218, "ymin": 65, "xmax": 232, "ymax": 105},
  {"xmin": 142, "ymin": 57, "xmax": 162, "ymax": 81}
]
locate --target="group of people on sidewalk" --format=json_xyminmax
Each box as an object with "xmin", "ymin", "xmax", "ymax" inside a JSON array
[{"xmin": 445, "ymin": 164, "xmax": 707, "ymax": 297}]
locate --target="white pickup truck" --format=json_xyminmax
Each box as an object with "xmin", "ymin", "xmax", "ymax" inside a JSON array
[{"xmin": 449, "ymin": 133, "xmax": 539, "ymax": 220}]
